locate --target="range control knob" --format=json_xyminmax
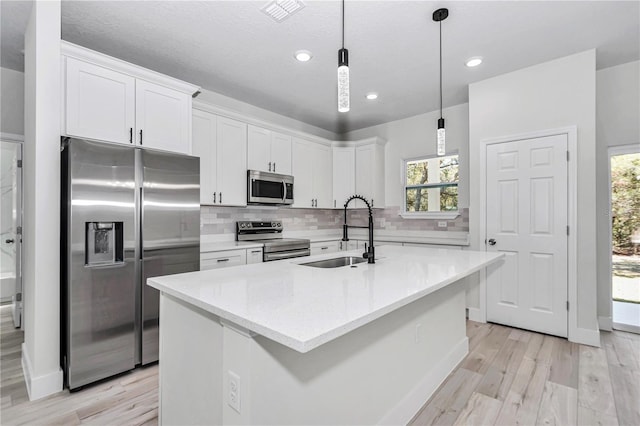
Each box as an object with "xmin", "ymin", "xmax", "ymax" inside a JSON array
[{"xmin": 271, "ymin": 222, "xmax": 277, "ymax": 228}]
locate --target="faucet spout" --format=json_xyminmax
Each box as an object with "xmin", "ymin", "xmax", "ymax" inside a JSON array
[{"xmin": 342, "ymin": 195, "xmax": 375, "ymax": 264}]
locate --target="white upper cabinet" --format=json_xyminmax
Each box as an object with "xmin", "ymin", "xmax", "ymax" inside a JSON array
[
  {"xmin": 65, "ymin": 58, "xmax": 136, "ymax": 145},
  {"xmin": 292, "ymin": 138, "xmax": 332, "ymax": 208},
  {"xmin": 247, "ymin": 125, "xmax": 292, "ymax": 174},
  {"xmin": 192, "ymin": 109, "xmax": 247, "ymax": 206},
  {"xmin": 62, "ymin": 41, "xmax": 199, "ymax": 155},
  {"xmin": 332, "ymin": 147, "xmax": 356, "ymax": 209},
  {"xmin": 216, "ymin": 116, "xmax": 247, "ymax": 206},
  {"xmin": 192, "ymin": 109, "xmax": 217, "ymax": 204},
  {"xmin": 135, "ymin": 80, "xmax": 191, "ymax": 154},
  {"xmin": 355, "ymin": 140, "xmax": 385, "ymax": 208}
]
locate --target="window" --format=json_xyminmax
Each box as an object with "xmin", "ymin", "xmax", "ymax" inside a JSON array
[{"xmin": 403, "ymin": 153, "xmax": 459, "ymax": 217}]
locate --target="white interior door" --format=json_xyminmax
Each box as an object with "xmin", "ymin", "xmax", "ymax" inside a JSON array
[{"xmin": 485, "ymin": 134, "xmax": 568, "ymax": 337}]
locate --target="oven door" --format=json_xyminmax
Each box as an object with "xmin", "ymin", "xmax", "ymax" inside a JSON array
[{"xmin": 247, "ymin": 170, "xmax": 294, "ymax": 205}]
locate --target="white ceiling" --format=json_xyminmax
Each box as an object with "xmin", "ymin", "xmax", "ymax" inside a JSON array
[{"xmin": 2, "ymin": 1, "xmax": 639, "ymax": 134}]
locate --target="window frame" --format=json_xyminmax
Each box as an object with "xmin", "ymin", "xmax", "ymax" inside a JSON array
[{"xmin": 401, "ymin": 151, "xmax": 460, "ymax": 219}]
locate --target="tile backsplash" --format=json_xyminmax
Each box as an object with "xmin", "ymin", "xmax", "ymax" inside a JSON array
[{"xmin": 200, "ymin": 206, "xmax": 469, "ymax": 236}]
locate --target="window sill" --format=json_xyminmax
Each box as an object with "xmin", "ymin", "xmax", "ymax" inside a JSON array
[{"xmin": 399, "ymin": 211, "xmax": 460, "ymax": 220}]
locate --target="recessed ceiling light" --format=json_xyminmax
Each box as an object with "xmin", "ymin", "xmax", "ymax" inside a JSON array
[
  {"xmin": 294, "ymin": 50, "xmax": 312, "ymax": 62},
  {"xmin": 465, "ymin": 57, "xmax": 483, "ymax": 67},
  {"xmin": 366, "ymin": 93, "xmax": 378, "ymax": 100}
]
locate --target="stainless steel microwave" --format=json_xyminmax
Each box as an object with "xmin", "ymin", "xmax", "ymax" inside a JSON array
[{"xmin": 247, "ymin": 170, "xmax": 294, "ymax": 205}]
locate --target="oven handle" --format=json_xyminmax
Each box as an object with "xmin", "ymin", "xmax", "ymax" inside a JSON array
[
  {"xmin": 282, "ymin": 180, "xmax": 287, "ymax": 203},
  {"xmin": 263, "ymin": 249, "xmax": 310, "ymax": 262}
]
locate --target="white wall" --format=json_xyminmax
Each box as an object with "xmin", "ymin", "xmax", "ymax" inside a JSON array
[
  {"xmin": 468, "ymin": 50, "xmax": 597, "ymax": 334},
  {"xmin": 197, "ymin": 88, "xmax": 337, "ymax": 140},
  {"xmin": 342, "ymin": 104, "xmax": 470, "ymax": 210},
  {"xmin": 595, "ymin": 61, "xmax": 640, "ymax": 326},
  {"xmin": 1, "ymin": 67, "xmax": 25, "ymax": 135},
  {"xmin": 22, "ymin": 1, "xmax": 63, "ymax": 400}
]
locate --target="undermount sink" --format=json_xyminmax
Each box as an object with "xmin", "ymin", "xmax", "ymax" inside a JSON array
[{"xmin": 300, "ymin": 256, "xmax": 367, "ymax": 269}]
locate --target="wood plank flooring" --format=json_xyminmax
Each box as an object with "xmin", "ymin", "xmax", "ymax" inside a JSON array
[{"xmin": 1, "ymin": 305, "xmax": 638, "ymax": 425}]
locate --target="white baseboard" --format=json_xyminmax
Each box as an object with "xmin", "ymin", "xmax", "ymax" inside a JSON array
[
  {"xmin": 21, "ymin": 343, "xmax": 63, "ymax": 401},
  {"xmin": 570, "ymin": 327, "xmax": 601, "ymax": 347},
  {"xmin": 379, "ymin": 336, "xmax": 469, "ymax": 425},
  {"xmin": 598, "ymin": 316, "xmax": 613, "ymax": 332},
  {"xmin": 466, "ymin": 307, "xmax": 484, "ymax": 323},
  {"xmin": 613, "ymin": 322, "xmax": 640, "ymax": 334}
]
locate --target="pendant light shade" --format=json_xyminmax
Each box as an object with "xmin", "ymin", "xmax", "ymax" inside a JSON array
[
  {"xmin": 433, "ymin": 8, "xmax": 448, "ymax": 156},
  {"xmin": 338, "ymin": 0, "xmax": 349, "ymax": 112}
]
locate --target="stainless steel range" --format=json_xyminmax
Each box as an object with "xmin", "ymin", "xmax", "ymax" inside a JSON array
[{"xmin": 236, "ymin": 221, "xmax": 310, "ymax": 262}]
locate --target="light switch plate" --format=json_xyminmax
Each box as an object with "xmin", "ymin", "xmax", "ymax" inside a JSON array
[{"xmin": 437, "ymin": 221, "xmax": 447, "ymax": 228}]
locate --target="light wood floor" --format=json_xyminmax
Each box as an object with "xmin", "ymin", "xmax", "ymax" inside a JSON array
[{"xmin": 1, "ymin": 305, "xmax": 638, "ymax": 425}]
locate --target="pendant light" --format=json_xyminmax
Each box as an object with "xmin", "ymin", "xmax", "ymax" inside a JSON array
[
  {"xmin": 433, "ymin": 8, "xmax": 448, "ymax": 156},
  {"xmin": 338, "ymin": 0, "xmax": 349, "ymax": 113}
]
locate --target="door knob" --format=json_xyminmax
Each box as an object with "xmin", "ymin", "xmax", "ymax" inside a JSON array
[
  {"xmin": 488, "ymin": 238, "xmax": 497, "ymax": 246},
  {"xmin": 5, "ymin": 239, "xmax": 15, "ymax": 244}
]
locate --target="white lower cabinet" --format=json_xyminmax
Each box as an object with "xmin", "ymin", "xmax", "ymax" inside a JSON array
[
  {"xmin": 310, "ymin": 241, "xmax": 341, "ymax": 256},
  {"xmin": 246, "ymin": 248, "xmax": 264, "ymax": 264},
  {"xmin": 201, "ymin": 249, "xmax": 247, "ymax": 271},
  {"xmin": 200, "ymin": 247, "xmax": 263, "ymax": 270}
]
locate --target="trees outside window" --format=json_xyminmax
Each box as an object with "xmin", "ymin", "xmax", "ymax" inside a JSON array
[{"xmin": 404, "ymin": 154, "xmax": 459, "ymax": 213}]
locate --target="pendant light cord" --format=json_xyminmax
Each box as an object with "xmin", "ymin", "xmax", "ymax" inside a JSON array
[
  {"xmin": 439, "ymin": 20, "xmax": 442, "ymax": 119},
  {"xmin": 342, "ymin": 0, "xmax": 345, "ymax": 49}
]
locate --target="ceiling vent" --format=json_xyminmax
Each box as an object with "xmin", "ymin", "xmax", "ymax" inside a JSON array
[{"xmin": 261, "ymin": 0, "xmax": 305, "ymax": 22}]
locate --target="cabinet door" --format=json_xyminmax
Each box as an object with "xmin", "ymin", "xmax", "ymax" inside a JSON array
[
  {"xmin": 271, "ymin": 131, "xmax": 292, "ymax": 175},
  {"xmin": 216, "ymin": 116, "xmax": 247, "ymax": 206},
  {"xmin": 291, "ymin": 138, "xmax": 315, "ymax": 208},
  {"xmin": 313, "ymin": 144, "xmax": 333, "ymax": 208},
  {"xmin": 192, "ymin": 110, "xmax": 217, "ymax": 204},
  {"xmin": 247, "ymin": 125, "xmax": 271, "ymax": 172},
  {"xmin": 246, "ymin": 248, "xmax": 263, "ymax": 264},
  {"xmin": 65, "ymin": 57, "xmax": 135, "ymax": 145},
  {"xmin": 332, "ymin": 147, "xmax": 355, "ymax": 209},
  {"xmin": 355, "ymin": 144, "xmax": 374, "ymax": 208},
  {"xmin": 135, "ymin": 80, "xmax": 191, "ymax": 154}
]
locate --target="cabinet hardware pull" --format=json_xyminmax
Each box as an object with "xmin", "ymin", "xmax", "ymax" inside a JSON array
[
  {"xmin": 334, "ymin": 200, "xmax": 336, "ymax": 208},
  {"xmin": 213, "ymin": 192, "xmax": 216, "ymax": 203},
  {"xmin": 139, "ymin": 129, "xmax": 143, "ymax": 145},
  {"xmin": 217, "ymin": 258, "xmax": 230, "ymax": 262},
  {"xmin": 268, "ymin": 162, "xmax": 272, "ymax": 172},
  {"xmin": 250, "ymin": 250, "xmax": 261, "ymax": 254},
  {"xmin": 321, "ymin": 247, "xmax": 328, "ymax": 250},
  {"xmin": 311, "ymin": 199, "xmax": 314, "ymax": 207},
  {"xmin": 372, "ymin": 199, "xmax": 374, "ymax": 207},
  {"xmin": 273, "ymin": 162, "xmax": 276, "ymax": 172},
  {"xmin": 219, "ymin": 192, "xmax": 222, "ymax": 203},
  {"xmin": 129, "ymin": 128, "xmax": 133, "ymax": 143}
]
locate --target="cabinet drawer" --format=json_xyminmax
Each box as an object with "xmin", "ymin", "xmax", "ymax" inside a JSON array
[
  {"xmin": 310, "ymin": 241, "xmax": 341, "ymax": 256},
  {"xmin": 200, "ymin": 249, "xmax": 246, "ymax": 270}
]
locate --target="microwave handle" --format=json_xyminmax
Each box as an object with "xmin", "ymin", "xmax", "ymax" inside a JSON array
[{"xmin": 282, "ymin": 180, "xmax": 287, "ymax": 203}]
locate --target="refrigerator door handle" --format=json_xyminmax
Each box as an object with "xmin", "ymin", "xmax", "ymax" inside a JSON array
[{"xmin": 139, "ymin": 187, "xmax": 144, "ymax": 260}]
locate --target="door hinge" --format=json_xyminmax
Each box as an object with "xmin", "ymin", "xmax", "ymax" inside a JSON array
[
  {"xmin": 566, "ymin": 301, "xmax": 569, "ymax": 311},
  {"xmin": 566, "ymin": 151, "xmax": 569, "ymax": 161},
  {"xmin": 17, "ymin": 159, "xmax": 22, "ymax": 168},
  {"xmin": 566, "ymin": 225, "xmax": 570, "ymax": 236},
  {"xmin": 16, "ymin": 226, "xmax": 22, "ymax": 235}
]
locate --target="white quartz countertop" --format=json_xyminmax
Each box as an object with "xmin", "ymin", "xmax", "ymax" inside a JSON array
[
  {"xmin": 200, "ymin": 240, "xmax": 263, "ymax": 252},
  {"xmin": 148, "ymin": 246, "xmax": 503, "ymax": 353}
]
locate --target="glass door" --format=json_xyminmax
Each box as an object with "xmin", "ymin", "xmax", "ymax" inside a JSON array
[
  {"xmin": 610, "ymin": 147, "xmax": 640, "ymax": 333},
  {"xmin": 0, "ymin": 140, "xmax": 22, "ymax": 328}
]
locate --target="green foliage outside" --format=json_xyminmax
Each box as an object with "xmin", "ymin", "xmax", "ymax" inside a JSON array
[
  {"xmin": 406, "ymin": 155, "xmax": 459, "ymax": 212},
  {"xmin": 611, "ymin": 153, "xmax": 640, "ymax": 254}
]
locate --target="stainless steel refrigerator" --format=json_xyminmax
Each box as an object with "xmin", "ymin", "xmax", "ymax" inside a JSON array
[{"xmin": 61, "ymin": 137, "xmax": 199, "ymax": 390}]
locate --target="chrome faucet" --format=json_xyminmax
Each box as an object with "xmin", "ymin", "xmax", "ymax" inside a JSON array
[{"xmin": 342, "ymin": 195, "xmax": 375, "ymax": 264}]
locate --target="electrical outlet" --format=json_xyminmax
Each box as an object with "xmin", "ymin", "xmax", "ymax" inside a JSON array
[
  {"xmin": 415, "ymin": 323, "xmax": 421, "ymax": 344},
  {"xmin": 228, "ymin": 371, "xmax": 241, "ymax": 413},
  {"xmin": 437, "ymin": 221, "xmax": 447, "ymax": 228}
]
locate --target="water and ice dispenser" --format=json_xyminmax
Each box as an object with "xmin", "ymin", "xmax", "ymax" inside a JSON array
[{"xmin": 85, "ymin": 222, "xmax": 124, "ymax": 266}]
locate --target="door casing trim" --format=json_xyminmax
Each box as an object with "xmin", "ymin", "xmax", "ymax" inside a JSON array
[{"xmin": 478, "ymin": 126, "xmax": 578, "ymax": 343}]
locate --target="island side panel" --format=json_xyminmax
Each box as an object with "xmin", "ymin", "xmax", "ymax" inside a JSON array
[
  {"xmin": 159, "ymin": 293, "xmax": 223, "ymax": 425},
  {"xmin": 221, "ymin": 281, "xmax": 468, "ymax": 425}
]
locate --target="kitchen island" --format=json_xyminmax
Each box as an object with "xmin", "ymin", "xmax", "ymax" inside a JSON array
[{"xmin": 148, "ymin": 245, "xmax": 503, "ymax": 425}]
